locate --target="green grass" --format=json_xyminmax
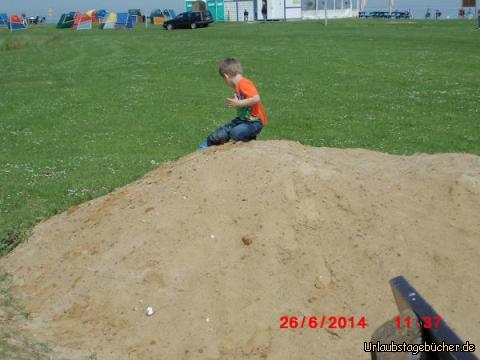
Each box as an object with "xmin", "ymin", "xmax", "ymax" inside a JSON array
[{"xmin": 1, "ymin": 20, "xmax": 479, "ymax": 256}]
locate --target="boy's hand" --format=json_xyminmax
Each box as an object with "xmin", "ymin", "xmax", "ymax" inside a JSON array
[{"xmin": 225, "ymin": 97, "xmax": 241, "ymax": 107}]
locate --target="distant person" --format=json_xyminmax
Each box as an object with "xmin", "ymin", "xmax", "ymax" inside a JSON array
[
  {"xmin": 425, "ymin": 8, "xmax": 431, "ymax": 19},
  {"xmin": 478, "ymin": 9, "xmax": 480, "ymax": 29},
  {"xmin": 467, "ymin": 8, "xmax": 473, "ymax": 19},
  {"xmin": 244, "ymin": 9, "xmax": 249, "ymax": 22},
  {"xmin": 435, "ymin": 9, "xmax": 441, "ymax": 20},
  {"xmin": 458, "ymin": 8, "xmax": 465, "ymax": 19},
  {"xmin": 261, "ymin": 1, "xmax": 267, "ymax": 22},
  {"xmin": 198, "ymin": 58, "xmax": 267, "ymax": 150}
]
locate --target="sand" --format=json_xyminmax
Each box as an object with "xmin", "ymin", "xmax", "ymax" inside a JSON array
[{"xmin": 1, "ymin": 140, "xmax": 479, "ymax": 359}]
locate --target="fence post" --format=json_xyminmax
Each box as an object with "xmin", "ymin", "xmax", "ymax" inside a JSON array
[{"xmin": 324, "ymin": 0, "xmax": 328, "ymax": 25}]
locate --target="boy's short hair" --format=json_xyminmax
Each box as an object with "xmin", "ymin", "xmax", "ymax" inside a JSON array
[{"xmin": 219, "ymin": 58, "xmax": 243, "ymax": 77}]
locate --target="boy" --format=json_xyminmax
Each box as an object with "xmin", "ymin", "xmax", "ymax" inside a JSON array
[{"xmin": 199, "ymin": 58, "xmax": 267, "ymax": 149}]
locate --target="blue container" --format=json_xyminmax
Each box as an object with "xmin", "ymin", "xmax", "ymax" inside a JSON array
[{"xmin": 185, "ymin": 0, "xmax": 224, "ymax": 21}]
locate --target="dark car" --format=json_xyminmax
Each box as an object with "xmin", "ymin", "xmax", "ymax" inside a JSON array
[
  {"xmin": 163, "ymin": 11, "xmax": 213, "ymax": 30},
  {"xmin": 27, "ymin": 15, "xmax": 45, "ymax": 24},
  {"xmin": 390, "ymin": 11, "xmax": 411, "ymax": 19}
]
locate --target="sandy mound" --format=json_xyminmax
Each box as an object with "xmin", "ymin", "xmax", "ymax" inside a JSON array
[{"xmin": 1, "ymin": 140, "xmax": 479, "ymax": 359}]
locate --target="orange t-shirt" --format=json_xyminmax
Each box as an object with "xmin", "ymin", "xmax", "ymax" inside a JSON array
[{"xmin": 235, "ymin": 77, "xmax": 267, "ymax": 126}]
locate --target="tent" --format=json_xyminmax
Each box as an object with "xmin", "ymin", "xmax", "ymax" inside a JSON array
[
  {"xmin": 86, "ymin": 9, "xmax": 97, "ymax": 23},
  {"xmin": 56, "ymin": 13, "xmax": 75, "ymax": 28},
  {"xmin": 86, "ymin": 9, "xmax": 106, "ymax": 24},
  {"xmin": 96, "ymin": 9, "xmax": 107, "ymax": 19},
  {"xmin": 128, "ymin": 9, "xmax": 143, "ymax": 24},
  {"xmin": 150, "ymin": 9, "xmax": 164, "ymax": 17},
  {"xmin": 163, "ymin": 9, "xmax": 174, "ymax": 19},
  {"xmin": 153, "ymin": 16, "xmax": 165, "ymax": 25},
  {"xmin": 115, "ymin": 12, "xmax": 133, "ymax": 29},
  {"xmin": 128, "ymin": 9, "xmax": 143, "ymax": 23},
  {"xmin": 128, "ymin": 9, "xmax": 142, "ymax": 16},
  {"xmin": 100, "ymin": 12, "xmax": 133, "ymax": 29},
  {"xmin": 72, "ymin": 13, "xmax": 93, "ymax": 30},
  {"xmin": 150, "ymin": 9, "xmax": 163, "ymax": 24},
  {"xmin": 101, "ymin": 12, "xmax": 117, "ymax": 29},
  {"xmin": 0, "ymin": 13, "xmax": 8, "ymax": 27},
  {"xmin": 86, "ymin": 9, "xmax": 105, "ymax": 23},
  {"xmin": 8, "ymin": 15, "xmax": 27, "ymax": 31},
  {"xmin": 150, "ymin": 9, "xmax": 165, "ymax": 23}
]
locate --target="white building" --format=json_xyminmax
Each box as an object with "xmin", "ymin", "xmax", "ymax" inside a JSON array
[{"xmin": 224, "ymin": 0, "xmax": 358, "ymax": 21}]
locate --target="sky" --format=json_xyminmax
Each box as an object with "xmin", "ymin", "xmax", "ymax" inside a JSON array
[{"xmin": 0, "ymin": 0, "xmax": 473, "ymax": 19}]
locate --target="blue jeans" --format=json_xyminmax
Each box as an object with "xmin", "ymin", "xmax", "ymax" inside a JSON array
[{"xmin": 207, "ymin": 118, "xmax": 263, "ymax": 146}]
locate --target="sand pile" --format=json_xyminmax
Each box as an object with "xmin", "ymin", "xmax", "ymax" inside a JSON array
[{"xmin": 1, "ymin": 140, "xmax": 479, "ymax": 359}]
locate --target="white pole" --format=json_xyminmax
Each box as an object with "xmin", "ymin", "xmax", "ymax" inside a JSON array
[
  {"xmin": 388, "ymin": 0, "xmax": 394, "ymax": 14},
  {"xmin": 324, "ymin": 0, "xmax": 328, "ymax": 25},
  {"xmin": 360, "ymin": 0, "xmax": 366, "ymax": 12},
  {"xmin": 476, "ymin": 1, "xmax": 479, "ymax": 29}
]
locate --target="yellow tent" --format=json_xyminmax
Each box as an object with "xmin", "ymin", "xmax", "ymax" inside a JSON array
[{"xmin": 102, "ymin": 12, "xmax": 117, "ymax": 29}]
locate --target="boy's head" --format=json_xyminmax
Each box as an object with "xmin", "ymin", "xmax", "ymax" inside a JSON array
[{"xmin": 219, "ymin": 58, "xmax": 242, "ymax": 86}]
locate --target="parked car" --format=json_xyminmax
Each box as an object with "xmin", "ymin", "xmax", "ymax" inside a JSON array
[
  {"xmin": 368, "ymin": 11, "xmax": 392, "ymax": 19},
  {"xmin": 163, "ymin": 11, "xmax": 213, "ymax": 30},
  {"xmin": 390, "ymin": 11, "xmax": 411, "ymax": 19},
  {"xmin": 27, "ymin": 16, "xmax": 46, "ymax": 24}
]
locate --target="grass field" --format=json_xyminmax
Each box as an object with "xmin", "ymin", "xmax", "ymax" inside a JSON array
[{"xmin": 1, "ymin": 20, "xmax": 479, "ymax": 256}]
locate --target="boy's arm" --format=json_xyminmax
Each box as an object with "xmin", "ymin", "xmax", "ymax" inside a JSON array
[{"xmin": 226, "ymin": 95, "xmax": 260, "ymax": 108}]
